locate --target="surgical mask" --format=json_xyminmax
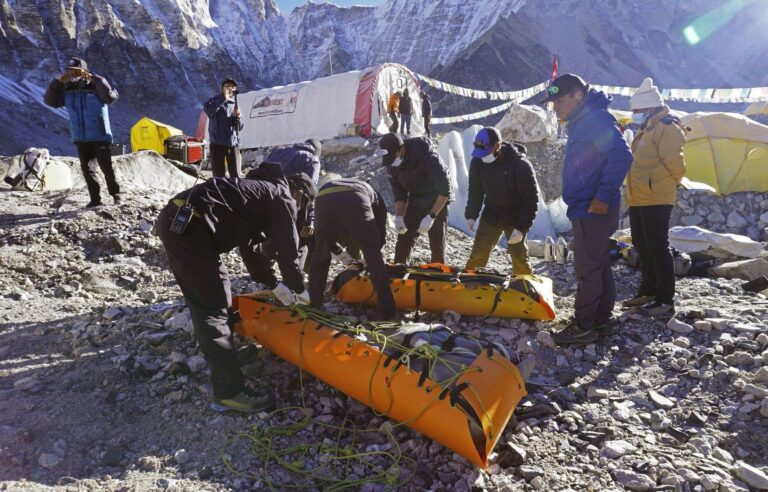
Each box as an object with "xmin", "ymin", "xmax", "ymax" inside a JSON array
[
  {"xmin": 391, "ymin": 157, "xmax": 403, "ymax": 168},
  {"xmin": 481, "ymin": 153, "xmax": 496, "ymax": 164},
  {"xmin": 632, "ymin": 113, "xmax": 648, "ymax": 126}
]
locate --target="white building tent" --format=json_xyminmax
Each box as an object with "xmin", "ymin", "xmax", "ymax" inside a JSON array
[{"xmin": 197, "ymin": 63, "xmax": 424, "ymax": 149}]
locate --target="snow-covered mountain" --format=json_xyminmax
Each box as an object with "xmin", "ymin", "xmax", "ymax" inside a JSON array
[{"xmin": 0, "ymin": 0, "xmax": 765, "ymax": 155}]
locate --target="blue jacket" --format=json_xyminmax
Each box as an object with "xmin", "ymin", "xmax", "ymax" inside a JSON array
[
  {"xmin": 44, "ymin": 75, "xmax": 118, "ymax": 143},
  {"xmin": 204, "ymin": 95, "xmax": 243, "ymax": 147},
  {"xmin": 562, "ymin": 89, "xmax": 632, "ymax": 220},
  {"xmin": 266, "ymin": 143, "xmax": 321, "ymax": 185}
]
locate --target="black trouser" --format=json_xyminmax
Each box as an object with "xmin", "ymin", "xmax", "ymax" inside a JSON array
[
  {"xmin": 157, "ymin": 204, "xmax": 243, "ymax": 399},
  {"xmin": 309, "ymin": 189, "xmax": 395, "ymax": 319},
  {"xmin": 400, "ymin": 113, "xmax": 412, "ymax": 134},
  {"xmin": 629, "ymin": 205, "xmax": 675, "ymax": 304},
  {"xmin": 424, "ymin": 116, "xmax": 431, "ymax": 137},
  {"xmin": 245, "ymin": 238, "xmax": 310, "ymax": 289},
  {"xmin": 389, "ymin": 111, "xmax": 399, "ymax": 133},
  {"xmin": 76, "ymin": 141, "xmax": 120, "ymax": 203},
  {"xmin": 210, "ymin": 143, "xmax": 240, "ymax": 178},
  {"xmin": 394, "ymin": 202, "xmax": 448, "ymax": 265}
]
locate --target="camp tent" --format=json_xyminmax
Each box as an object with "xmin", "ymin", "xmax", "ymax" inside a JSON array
[
  {"xmin": 745, "ymin": 102, "xmax": 768, "ymax": 125},
  {"xmin": 131, "ymin": 117, "xmax": 183, "ymax": 154},
  {"xmin": 680, "ymin": 112, "xmax": 768, "ymax": 195},
  {"xmin": 196, "ymin": 63, "xmax": 423, "ymax": 149}
]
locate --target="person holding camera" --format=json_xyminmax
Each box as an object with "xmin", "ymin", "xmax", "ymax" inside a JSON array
[
  {"xmin": 204, "ymin": 78, "xmax": 243, "ymax": 177},
  {"xmin": 44, "ymin": 57, "xmax": 121, "ymax": 208}
]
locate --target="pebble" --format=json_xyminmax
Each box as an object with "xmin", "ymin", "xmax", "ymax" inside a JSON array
[
  {"xmin": 103, "ymin": 307, "xmax": 123, "ymax": 320},
  {"xmin": 602, "ymin": 440, "xmax": 637, "ymax": 459},
  {"xmin": 613, "ymin": 469, "xmax": 655, "ymax": 491},
  {"xmin": 173, "ymin": 448, "xmax": 191, "ymax": 465},
  {"xmin": 649, "ymin": 389, "xmax": 675, "ymax": 409},
  {"xmin": 38, "ymin": 453, "xmax": 62, "ymax": 469},
  {"xmin": 497, "ymin": 442, "xmax": 527, "ymax": 468},
  {"xmin": 724, "ymin": 352, "xmax": 754, "ymax": 367},
  {"xmin": 530, "ymin": 476, "xmax": 544, "ymax": 490},
  {"xmin": 536, "ymin": 331, "xmax": 556, "ymax": 349},
  {"xmin": 668, "ymin": 318, "xmax": 694, "ymax": 334},
  {"xmin": 187, "ymin": 355, "xmax": 207, "ymax": 373},
  {"xmin": 712, "ymin": 447, "xmax": 734, "ymax": 464},
  {"xmin": 734, "ymin": 461, "xmax": 768, "ymax": 490},
  {"xmin": 516, "ymin": 465, "xmax": 544, "ymax": 481},
  {"xmin": 587, "ymin": 387, "xmax": 610, "ymax": 400},
  {"xmin": 700, "ymin": 474, "xmax": 721, "ymax": 491},
  {"xmin": 761, "ymin": 397, "xmax": 768, "ymax": 417},
  {"xmin": 752, "ymin": 367, "xmax": 768, "ymax": 384}
]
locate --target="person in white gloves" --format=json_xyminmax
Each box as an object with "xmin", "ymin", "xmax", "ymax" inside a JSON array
[
  {"xmin": 464, "ymin": 127, "xmax": 539, "ymax": 275},
  {"xmin": 377, "ymin": 133, "xmax": 453, "ymax": 265}
]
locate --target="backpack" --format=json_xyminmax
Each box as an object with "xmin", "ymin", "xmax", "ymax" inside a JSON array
[{"xmin": 4, "ymin": 148, "xmax": 51, "ymax": 191}]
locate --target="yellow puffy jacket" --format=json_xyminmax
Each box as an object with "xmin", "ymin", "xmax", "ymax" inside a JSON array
[
  {"xmin": 627, "ymin": 106, "xmax": 687, "ymax": 207},
  {"xmin": 387, "ymin": 93, "xmax": 400, "ymax": 114}
]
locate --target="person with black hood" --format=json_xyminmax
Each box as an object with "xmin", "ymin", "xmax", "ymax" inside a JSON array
[
  {"xmin": 308, "ymin": 177, "xmax": 395, "ymax": 321},
  {"xmin": 44, "ymin": 57, "xmax": 121, "ymax": 208},
  {"xmin": 377, "ymin": 133, "xmax": 453, "ymax": 264},
  {"xmin": 204, "ymin": 78, "xmax": 243, "ymax": 178},
  {"xmin": 465, "ymin": 127, "xmax": 539, "ymax": 275},
  {"xmin": 266, "ymin": 139, "xmax": 322, "ymax": 186},
  {"xmin": 157, "ymin": 162, "xmax": 308, "ymax": 413},
  {"xmin": 542, "ymin": 74, "xmax": 633, "ymax": 346},
  {"xmin": 399, "ymin": 88, "xmax": 413, "ymax": 135},
  {"xmin": 421, "ymin": 90, "xmax": 432, "ymax": 137}
]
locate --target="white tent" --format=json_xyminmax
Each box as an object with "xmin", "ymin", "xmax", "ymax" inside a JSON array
[{"xmin": 198, "ymin": 63, "xmax": 424, "ymax": 149}]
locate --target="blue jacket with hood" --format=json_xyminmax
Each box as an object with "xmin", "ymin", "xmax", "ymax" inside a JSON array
[
  {"xmin": 266, "ymin": 143, "xmax": 321, "ymax": 185},
  {"xmin": 44, "ymin": 75, "xmax": 118, "ymax": 143},
  {"xmin": 562, "ymin": 89, "xmax": 632, "ymax": 220},
  {"xmin": 204, "ymin": 94, "xmax": 243, "ymax": 147}
]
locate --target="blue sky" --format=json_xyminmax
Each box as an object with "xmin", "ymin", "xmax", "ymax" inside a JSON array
[{"xmin": 276, "ymin": 0, "xmax": 382, "ymax": 12}]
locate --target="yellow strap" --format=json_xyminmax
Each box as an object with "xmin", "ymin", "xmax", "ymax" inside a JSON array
[
  {"xmin": 172, "ymin": 198, "xmax": 201, "ymax": 217},
  {"xmin": 317, "ymin": 185, "xmax": 353, "ymax": 198}
]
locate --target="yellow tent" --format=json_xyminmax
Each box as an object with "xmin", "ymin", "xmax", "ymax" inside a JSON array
[
  {"xmin": 130, "ymin": 117, "xmax": 183, "ymax": 154},
  {"xmin": 680, "ymin": 112, "xmax": 768, "ymax": 195}
]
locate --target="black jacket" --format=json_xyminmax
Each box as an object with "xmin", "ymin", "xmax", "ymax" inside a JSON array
[
  {"xmin": 421, "ymin": 95, "xmax": 431, "ymax": 117},
  {"xmin": 387, "ymin": 137, "xmax": 453, "ymax": 208},
  {"xmin": 319, "ymin": 178, "xmax": 388, "ymax": 248},
  {"xmin": 465, "ymin": 142, "xmax": 539, "ymax": 231},
  {"xmin": 173, "ymin": 163, "xmax": 303, "ymax": 292},
  {"xmin": 400, "ymin": 95, "xmax": 413, "ymax": 115}
]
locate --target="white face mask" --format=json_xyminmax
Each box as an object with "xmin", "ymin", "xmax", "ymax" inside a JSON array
[
  {"xmin": 391, "ymin": 157, "xmax": 403, "ymax": 168},
  {"xmin": 481, "ymin": 153, "xmax": 496, "ymax": 164},
  {"xmin": 631, "ymin": 113, "xmax": 648, "ymax": 125}
]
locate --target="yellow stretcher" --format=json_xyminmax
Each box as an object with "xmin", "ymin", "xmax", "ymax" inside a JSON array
[
  {"xmin": 333, "ymin": 263, "xmax": 556, "ymax": 320},
  {"xmin": 234, "ymin": 294, "xmax": 530, "ymax": 468}
]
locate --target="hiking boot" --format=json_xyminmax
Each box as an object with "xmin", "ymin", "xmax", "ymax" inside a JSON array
[
  {"xmin": 85, "ymin": 200, "xmax": 103, "ymax": 208},
  {"xmin": 641, "ymin": 301, "xmax": 675, "ymax": 317},
  {"xmin": 622, "ymin": 295, "xmax": 654, "ymax": 308},
  {"xmin": 595, "ymin": 319, "xmax": 616, "ymax": 337},
  {"xmin": 112, "ymin": 194, "xmax": 122, "ymax": 204},
  {"xmin": 552, "ymin": 323, "xmax": 599, "ymax": 346},
  {"xmin": 210, "ymin": 386, "xmax": 275, "ymax": 413}
]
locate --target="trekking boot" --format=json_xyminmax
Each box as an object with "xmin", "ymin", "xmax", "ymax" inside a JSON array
[
  {"xmin": 210, "ymin": 386, "xmax": 275, "ymax": 413},
  {"xmin": 622, "ymin": 295, "xmax": 654, "ymax": 308},
  {"xmin": 552, "ymin": 322, "xmax": 599, "ymax": 346},
  {"xmin": 112, "ymin": 194, "xmax": 122, "ymax": 205},
  {"xmin": 595, "ymin": 319, "xmax": 616, "ymax": 337},
  {"xmin": 641, "ymin": 301, "xmax": 675, "ymax": 317},
  {"xmin": 85, "ymin": 200, "xmax": 103, "ymax": 208}
]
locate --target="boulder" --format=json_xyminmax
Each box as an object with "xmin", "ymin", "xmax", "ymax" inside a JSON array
[
  {"xmin": 320, "ymin": 137, "xmax": 369, "ymax": 156},
  {"xmin": 710, "ymin": 258, "xmax": 768, "ymax": 281},
  {"xmin": 497, "ymin": 104, "xmax": 558, "ymax": 143}
]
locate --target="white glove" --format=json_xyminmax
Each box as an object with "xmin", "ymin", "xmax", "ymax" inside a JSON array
[
  {"xmin": 272, "ymin": 283, "xmax": 310, "ymax": 306},
  {"xmin": 394, "ymin": 215, "xmax": 407, "ymax": 235},
  {"xmin": 332, "ymin": 250, "xmax": 355, "ymax": 266},
  {"xmin": 295, "ymin": 289, "xmax": 311, "ymax": 305},
  {"xmin": 467, "ymin": 218, "xmax": 476, "ymax": 232},
  {"xmin": 507, "ymin": 229, "xmax": 524, "ymax": 245},
  {"xmin": 418, "ymin": 215, "xmax": 434, "ymax": 234}
]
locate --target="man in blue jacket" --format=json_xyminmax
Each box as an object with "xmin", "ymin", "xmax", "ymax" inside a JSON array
[
  {"xmin": 204, "ymin": 78, "xmax": 243, "ymax": 178},
  {"xmin": 543, "ymin": 74, "xmax": 632, "ymax": 346},
  {"xmin": 44, "ymin": 57, "xmax": 120, "ymax": 208}
]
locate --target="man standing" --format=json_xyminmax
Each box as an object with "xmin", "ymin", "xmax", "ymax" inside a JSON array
[
  {"xmin": 387, "ymin": 91, "xmax": 401, "ymax": 133},
  {"xmin": 465, "ymin": 127, "xmax": 539, "ymax": 275},
  {"xmin": 157, "ymin": 163, "xmax": 308, "ymax": 413},
  {"xmin": 543, "ymin": 74, "xmax": 633, "ymax": 346},
  {"xmin": 377, "ymin": 133, "xmax": 452, "ymax": 265},
  {"xmin": 44, "ymin": 57, "xmax": 120, "ymax": 208},
  {"xmin": 204, "ymin": 78, "xmax": 243, "ymax": 178},
  {"xmin": 624, "ymin": 78, "xmax": 686, "ymax": 317},
  {"xmin": 421, "ymin": 91, "xmax": 432, "ymax": 137},
  {"xmin": 399, "ymin": 88, "xmax": 413, "ymax": 135},
  {"xmin": 308, "ymin": 177, "xmax": 395, "ymax": 321}
]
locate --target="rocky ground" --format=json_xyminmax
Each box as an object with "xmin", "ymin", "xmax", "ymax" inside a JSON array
[{"xmin": 1, "ymin": 162, "xmax": 768, "ymax": 491}]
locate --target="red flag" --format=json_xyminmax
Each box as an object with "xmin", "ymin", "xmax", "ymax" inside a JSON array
[{"xmin": 551, "ymin": 54, "xmax": 559, "ymax": 81}]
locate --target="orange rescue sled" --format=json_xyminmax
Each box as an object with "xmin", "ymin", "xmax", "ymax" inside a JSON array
[
  {"xmin": 333, "ymin": 263, "xmax": 556, "ymax": 320},
  {"xmin": 234, "ymin": 294, "xmax": 529, "ymax": 468}
]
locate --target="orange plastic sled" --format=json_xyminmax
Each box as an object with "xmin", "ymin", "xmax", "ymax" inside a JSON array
[
  {"xmin": 234, "ymin": 294, "xmax": 529, "ymax": 468},
  {"xmin": 333, "ymin": 263, "xmax": 556, "ymax": 320}
]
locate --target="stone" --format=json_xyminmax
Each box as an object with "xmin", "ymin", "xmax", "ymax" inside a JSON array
[
  {"xmin": 103, "ymin": 446, "xmax": 126, "ymax": 466},
  {"xmin": 587, "ymin": 387, "xmax": 611, "ymax": 399},
  {"xmin": 681, "ymin": 215, "xmax": 704, "ymax": 226},
  {"xmin": 516, "ymin": 465, "xmax": 544, "ymax": 481},
  {"xmin": 701, "ymin": 474, "xmax": 721, "ymax": 491},
  {"xmin": 613, "ymin": 469, "xmax": 655, "ymax": 491},
  {"xmin": 713, "ymin": 448, "xmax": 734, "ymax": 464},
  {"xmin": 530, "ymin": 477, "xmax": 544, "ymax": 490},
  {"xmin": 38, "ymin": 453, "xmax": 62, "ymax": 469},
  {"xmin": 497, "ymin": 103, "xmax": 558, "ymax": 143},
  {"xmin": 103, "ymin": 307, "xmax": 122, "ymax": 320},
  {"xmin": 725, "ymin": 352, "xmax": 755, "ymax": 367},
  {"xmin": 165, "ymin": 310, "xmax": 193, "ymax": 333},
  {"xmin": 734, "ymin": 461, "xmax": 768, "ymax": 490},
  {"xmin": 678, "ymin": 468, "xmax": 700, "ymax": 482},
  {"xmin": 743, "ymin": 384, "xmax": 768, "ymax": 398},
  {"xmin": 667, "ymin": 318, "xmax": 694, "ymax": 334},
  {"xmin": 602, "ymin": 440, "xmax": 637, "ymax": 459},
  {"xmin": 536, "ymin": 331, "xmax": 556, "ymax": 349},
  {"xmin": 173, "ymin": 449, "xmax": 191, "ymax": 465},
  {"xmin": 711, "ymin": 259, "xmax": 768, "ymax": 282},
  {"xmin": 497, "ymin": 442, "xmax": 527, "ymax": 468},
  {"xmin": 14, "ymin": 376, "xmax": 40, "ymax": 392},
  {"xmin": 694, "ymin": 320, "xmax": 712, "ymax": 331},
  {"xmin": 760, "ymin": 397, "xmax": 768, "ymax": 417},
  {"xmin": 727, "ymin": 212, "xmax": 748, "ymax": 229},
  {"xmin": 649, "ymin": 390, "xmax": 675, "ymax": 409},
  {"xmin": 186, "ymin": 355, "xmax": 207, "ymax": 373}
]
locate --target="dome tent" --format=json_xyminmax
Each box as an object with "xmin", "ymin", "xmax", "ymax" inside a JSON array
[
  {"xmin": 197, "ymin": 64, "xmax": 424, "ymax": 149},
  {"xmin": 130, "ymin": 117, "xmax": 183, "ymax": 154}
]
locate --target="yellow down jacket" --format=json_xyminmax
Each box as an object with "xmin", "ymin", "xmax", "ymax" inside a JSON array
[{"xmin": 627, "ymin": 106, "xmax": 686, "ymax": 207}]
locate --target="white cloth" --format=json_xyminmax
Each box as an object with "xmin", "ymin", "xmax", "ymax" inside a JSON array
[
  {"xmin": 272, "ymin": 283, "xmax": 310, "ymax": 306},
  {"xmin": 418, "ymin": 215, "xmax": 434, "ymax": 234},
  {"xmin": 467, "ymin": 218, "xmax": 476, "ymax": 232},
  {"xmin": 507, "ymin": 229, "xmax": 524, "ymax": 244},
  {"xmin": 630, "ymin": 77, "xmax": 664, "ymax": 110},
  {"xmin": 394, "ymin": 215, "xmax": 407, "ymax": 234}
]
